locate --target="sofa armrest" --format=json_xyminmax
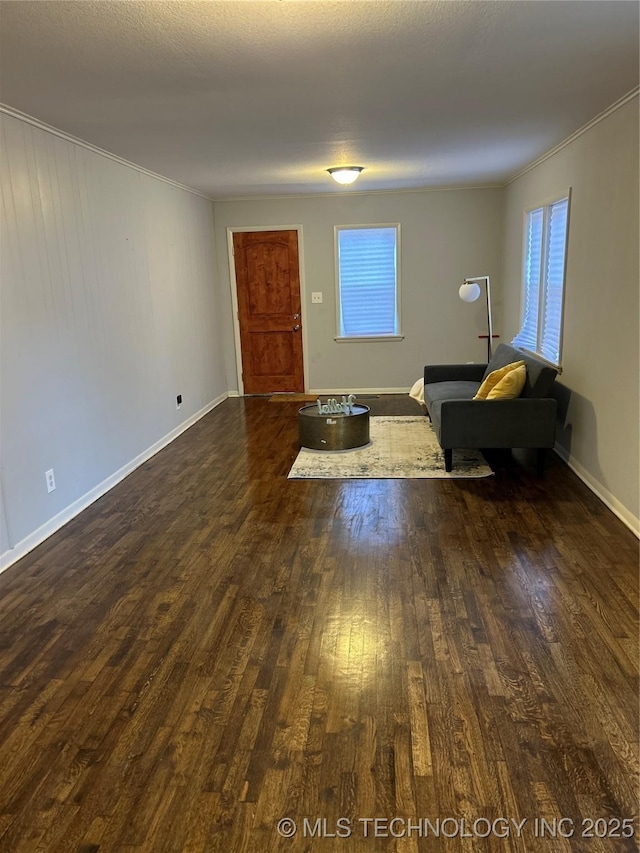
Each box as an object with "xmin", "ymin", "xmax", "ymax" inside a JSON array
[
  {"xmin": 424, "ymin": 363, "xmax": 487, "ymax": 384},
  {"xmin": 438, "ymin": 397, "xmax": 557, "ymax": 448}
]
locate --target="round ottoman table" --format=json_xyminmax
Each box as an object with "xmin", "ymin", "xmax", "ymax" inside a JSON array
[{"xmin": 298, "ymin": 404, "xmax": 370, "ymax": 451}]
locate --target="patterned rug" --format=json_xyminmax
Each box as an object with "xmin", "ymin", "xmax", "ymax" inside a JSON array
[{"xmin": 288, "ymin": 416, "xmax": 493, "ymax": 479}]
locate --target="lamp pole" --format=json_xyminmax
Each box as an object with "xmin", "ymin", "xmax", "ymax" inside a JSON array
[{"xmin": 459, "ymin": 276, "xmax": 494, "ymax": 361}]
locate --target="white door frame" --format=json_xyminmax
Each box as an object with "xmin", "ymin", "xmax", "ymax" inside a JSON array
[{"xmin": 226, "ymin": 225, "xmax": 308, "ymax": 395}]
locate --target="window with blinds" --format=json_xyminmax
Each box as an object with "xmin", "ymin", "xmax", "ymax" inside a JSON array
[
  {"xmin": 512, "ymin": 193, "xmax": 570, "ymax": 367},
  {"xmin": 336, "ymin": 225, "xmax": 401, "ymax": 339}
]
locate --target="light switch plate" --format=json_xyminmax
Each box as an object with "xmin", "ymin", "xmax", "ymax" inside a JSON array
[{"xmin": 311, "ymin": 292, "xmax": 323, "ymax": 304}]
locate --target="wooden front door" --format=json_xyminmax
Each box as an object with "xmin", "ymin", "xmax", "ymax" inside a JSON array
[{"xmin": 233, "ymin": 230, "xmax": 304, "ymax": 394}]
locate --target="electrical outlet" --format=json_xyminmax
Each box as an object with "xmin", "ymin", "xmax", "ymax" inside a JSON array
[
  {"xmin": 176, "ymin": 394, "xmax": 182, "ymax": 408},
  {"xmin": 45, "ymin": 469, "xmax": 56, "ymax": 493},
  {"xmin": 311, "ymin": 292, "xmax": 323, "ymax": 304}
]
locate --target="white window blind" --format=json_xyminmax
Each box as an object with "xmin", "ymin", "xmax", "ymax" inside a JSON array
[
  {"xmin": 540, "ymin": 199, "xmax": 569, "ymax": 364},
  {"xmin": 513, "ymin": 195, "xmax": 569, "ymax": 367},
  {"xmin": 336, "ymin": 226, "xmax": 400, "ymax": 338},
  {"xmin": 514, "ymin": 207, "xmax": 543, "ymax": 353}
]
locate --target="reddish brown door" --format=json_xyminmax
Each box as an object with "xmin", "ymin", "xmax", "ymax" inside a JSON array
[{"xmin": 233, "ymin": 230, "xmax": 304, "ymax": 394}]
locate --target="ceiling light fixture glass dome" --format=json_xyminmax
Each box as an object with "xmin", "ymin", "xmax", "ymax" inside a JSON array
[{"xmin": 327, "ymin": 166, "xmax": 364, "ymax": 185}]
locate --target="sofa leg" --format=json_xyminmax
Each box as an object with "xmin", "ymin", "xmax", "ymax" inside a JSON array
[
  {"xmin": 536, "ymin": 448, "xmax": 546, "ymax": 474},
  {"xmin": 444, "ymin": 449, "xmax": 453, "ymax": 472}
]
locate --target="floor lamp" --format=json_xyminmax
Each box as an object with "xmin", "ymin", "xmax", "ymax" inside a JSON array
[{"xmin": 459, "ymin": 275, "xmax": 494, "ymax": 361}]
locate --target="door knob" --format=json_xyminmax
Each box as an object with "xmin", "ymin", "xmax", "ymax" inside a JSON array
[
  {"xmin": 293, "ymin": 324, "xmax": 301, "ymax": 331},
  {"xmin": 293, "ymin": 313, "xmax": 300, "ymax": 320}
]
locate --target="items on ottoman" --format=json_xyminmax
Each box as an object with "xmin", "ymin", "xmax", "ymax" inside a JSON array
[{"xmin": 423, "ymin": 343, "xmax": 558, "ymax": 472}]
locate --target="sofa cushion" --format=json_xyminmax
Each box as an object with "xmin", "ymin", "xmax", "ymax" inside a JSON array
[
  {"xmin": 486, "ymin": 363, "xmax": 527, "ymax": 399},
  {"xmin": 474, "ymin": 360, "xmax": 525, "ymax": 399},
  {"xmin": 483, "ymin": 343, "xmax": 557, "ymax": 398},
  {"xmin": 423, "ymin": 380, "xmax": 480, "ymax": 408}
]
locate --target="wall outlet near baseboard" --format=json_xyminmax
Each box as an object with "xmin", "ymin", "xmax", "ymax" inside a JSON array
[
  {"xmin": 45, "ymin": 469, "xmax": 56, "ymax": 493},
  {"xmin": 176, "ymin": 394, "xmax": 183, "ymax": 408}
]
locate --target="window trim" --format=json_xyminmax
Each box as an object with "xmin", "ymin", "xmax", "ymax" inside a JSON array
[
  {"xmin": 334, "ymin": 223, "xmax": 402, "ymax": 342},
  {"xmin": 513, "ymin": 189, "xmax": 571, "ymax": 369}
]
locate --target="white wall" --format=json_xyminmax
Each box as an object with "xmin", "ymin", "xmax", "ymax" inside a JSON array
[
  {"xmin": 3, "ymin": 94, "xmax": 636, "ymax": 570},
  {"xmin": 213, "ymin": 188, "xmax": 504, "ymax": 393},
  {"xmin": 501, "ymin": 96, "xmax": 639, "ymax": 532},
  {"xmin": 0, "ymin": 113, "xmax": 227, "ymax": 566}
]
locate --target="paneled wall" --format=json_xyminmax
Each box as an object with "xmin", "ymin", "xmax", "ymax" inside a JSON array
[{"xmin": 0, "ymin": 113, "xmax": 226, "ymax": 565}]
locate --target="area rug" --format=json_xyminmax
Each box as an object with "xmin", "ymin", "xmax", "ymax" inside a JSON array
[{"xmin": 288, "ymin": 416, "xmax": 493, "ymax": 479}]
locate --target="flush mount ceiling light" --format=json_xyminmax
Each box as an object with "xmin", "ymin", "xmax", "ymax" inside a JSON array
[{"xmin": 327, "ymin": 166, "xmax": 364, "ymax": 185}]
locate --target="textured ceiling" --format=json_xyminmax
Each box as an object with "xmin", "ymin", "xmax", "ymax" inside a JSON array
[{"xmin": 0, "ymin": 1, "xmax": 638, "ymax": 198}]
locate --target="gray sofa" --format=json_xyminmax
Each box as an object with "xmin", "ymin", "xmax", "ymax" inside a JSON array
[{"xmin": 423, "ymin": 343, "xmax": 558, "ymax": 472}]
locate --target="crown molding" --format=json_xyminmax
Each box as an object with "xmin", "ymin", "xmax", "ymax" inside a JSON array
[
  {"xmin": 0, "ymin": 103, "xmax": 212, "ymax": 201},
  {"xmin": 3, "ymin": 86, "xmax": 637, "ymax": 203},
  {"xmin": 506, "ymin": 87, "xmax": 639, "ymax": 185},
  {"xmin": 211, "ymin": 182, "xmax": 502, "ymax": 203}
]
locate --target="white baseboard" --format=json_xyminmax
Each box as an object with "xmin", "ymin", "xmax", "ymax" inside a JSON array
[
  {"xmin": 310, "ymin": 387, "xmax": 411, "ymax": 395},
  {"xmin": 0, "ymin": 392, "xmax": 229, "ymax": 574},
  {"xmin": 554, "ymin": 446, "xmax": 639, "ymax": 537}
]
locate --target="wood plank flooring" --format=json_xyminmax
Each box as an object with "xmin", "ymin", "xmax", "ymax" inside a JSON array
[{"xmin": 0, "ymin": 397, "xmax": 637, "ymax": 852}]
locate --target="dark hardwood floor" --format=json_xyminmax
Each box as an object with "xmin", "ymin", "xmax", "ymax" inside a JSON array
[{"xmin": 0, "ymin": 397, "xmax": 637, "ymax": 852}]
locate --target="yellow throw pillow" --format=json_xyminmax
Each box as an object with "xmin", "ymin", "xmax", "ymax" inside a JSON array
[
  {"xmin": 474, "ymin": 360, "xmax": 525, "ymax": 400},
  {"xmin": 486, "ymin": 363, "xmax": 527, "ymax": 399}
]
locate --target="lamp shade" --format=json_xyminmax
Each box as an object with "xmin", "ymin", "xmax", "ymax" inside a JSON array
[
  {"xmin": 327, "ymin": 166, "xmax": 364, "ymax": 185},
  {"xmin": 459, "ymin": 282, "xmax": 481, "ymax": 302}
]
